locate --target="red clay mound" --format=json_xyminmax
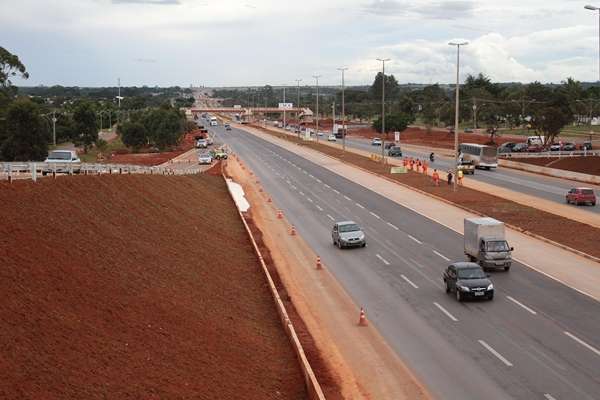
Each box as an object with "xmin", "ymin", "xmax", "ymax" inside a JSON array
[
  {"xmin": 514, "ymin": 156, "xmax": 600, "ymax": 176},
  {"xmin": 0, "ymin": 174, "xmax": 307, "ymax": 400}
]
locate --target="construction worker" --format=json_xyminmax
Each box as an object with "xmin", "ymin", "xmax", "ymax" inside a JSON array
[
  {"xmin": 416, "ymin": 159, "xmax": 422, "ymax": 173},
  {"xmin": 457, "ymin": 169, "xmax": 464, "ymax": 186},
  {"xmin": 422, "ymin": 160, "xmax": 428, "ymax": 176},
  {"xmin": 409, "ymin": 158, "xmax": 414, "ymax": 171},
  {"xmin": 447, "ymin": 170, "xmax": 453, "ymax": 186},
  {"xmin": 432, "ymin": 169, "xmax": 440, "ymax": 186}
]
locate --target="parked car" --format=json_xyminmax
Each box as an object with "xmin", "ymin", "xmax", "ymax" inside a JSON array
[
  {"xmin": 42, "ymin": 150, "xmax": 81, "ymax": 175},
  {"xmin": 498, "ymin": 142, "xmax": 517, "ymax": 153},
  {"xmin": 566, "ymin": 188, "xmax": 596, "ymax": 206},
  {"xmin": 198, "ymin": 153, "xmax": 213, "ymax": 165},
  {"xmin": 549, "ymin": 143, "xmax": 562, "ymax": 151},
  {"xmin": 563, "ymin": 142, "xmax": 576, "ymax": 151},
  {"xmin": 443, "ymin": 262, "xmax": 494, "ymax": 301},
  {"xmin": 332, "ymin": 221, "xmax": 366, "ymax": 249},
  {"xmin": 388, "ymin": 146, "xmax": 403, "ymax": 157},
  {"xmin": 527, "ymin": 144, "xmax": 543, "ymax": 152},
  {"xmin": 371, "ymin": 138, "xmax": 382, "ymax": 146},
  {"xmin": 196, "ymin": 139, "xmax": 208, "ymax": 148},
  {"xmin": 581, "ymin": 141, "xmax": 593, "ymax": 151},
  {"xmin": 512, "ymin": 143, "xmax": 528, "ymax": 152},
  {"xmin": 464, "ymin": 128, "xmax": 474, "ymax": 133},
  {"xmin": 327, "ymin": 134, "xmax": 337, "ymax": 142}
]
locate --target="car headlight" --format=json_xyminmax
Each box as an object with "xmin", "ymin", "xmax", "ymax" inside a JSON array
[
  {"xmin": 487, "ymin": 284, "xmax": 494, "ymax": 290},
  {"xmin": 458, "ymin": 285, "xmax": 470, "ymax": 292}
]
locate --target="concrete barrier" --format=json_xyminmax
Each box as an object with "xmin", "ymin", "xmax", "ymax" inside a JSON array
[{"xmin": 500, "ymin": 159, "xmax": 600, "ymax": 185}]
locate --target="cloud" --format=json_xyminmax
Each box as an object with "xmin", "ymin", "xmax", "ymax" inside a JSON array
[
  {"xmin": 363, "ymin": 0, "xmax": 475, "ymax": 19},
  {"xmin": 134, "ymin": 58, "xmax": 157, "ymax": 63},
  {"xmin": 111, "ymin": 0, "xmax": 180, "ymax": 4}
]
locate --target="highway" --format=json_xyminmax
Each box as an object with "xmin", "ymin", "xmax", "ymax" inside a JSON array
[
  {"xmin": 338, "ymin": 135, "xmax": 600, "ymax": 215},
  {"xmin": 213, "ymin": 122, "xmax": 600, "ymax": 400}
]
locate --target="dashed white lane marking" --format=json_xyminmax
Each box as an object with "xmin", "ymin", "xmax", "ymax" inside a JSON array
[
  {"xmin": 327, "ymin": 214, "xmax": 335, "ymax": 221},
  {"xmin": 303, "ymin": 170, "xmax": 308, "ymax": 174},
  {"xmin": 309, "ymin": 174, "xmax": 314, "ymax": 178},
  {"xmin": 343, "ymin": 195, "xmax": 352, "ymax": 201},
  {"xmin": 332, "ymin": 189, "xmax": 340, "ymax": 194},
  {"xmin": 324, "ymin": 184, "xmax": 331, "ymax": 188},
  {"xmin": 316, "ymin": 178, "xmax": 322, "ymax": 183},
  {"xmin": 291, "ymin": 185, "xmax": 297, "ymax": 190},
  {"xmin": 369, "ymin": 211, "xmax": 381, "ymax": 220},
  {"xmin": 478, "ymin": 340, "xmax": 513, "ymax": 367},
  {"xmin": 506, "ymin": 296, "xmax": 537, "ymax": 315},
  {"xmin": 355, "ymin": 203, "xmax": 365, "ymax": 209},
  {"xmin": 564, "ymin": 331, "xmax": 600, "ymax": 357},
  {"xmin": 387, "ymin": 222, "xmax": 399, "ymax": 230},
  {"xmin": 433, "ymin": 250, "xmax": 451, "ymax": 261},
  {"xmin": 401, "ymin": 274, "xmax": 419, "ymax": 289},
  {"xmin": 434, "ymin": 302, "xmax": 458, "ymax": 322},
  {"xmin": 307, "ymin": 198, "xmax": 314, "ymax": 203},
  {"xmin": 544, "ymin": 394, "xmax": 557, "ymax": 400},
  {"xmin": 376, "ymin": 254, "xmax": 391, "ymax": 265},
  {"xmin": 408, "ymin": 234, "xmax": 423, "ymax": 244},
  {"xmin": 299, "ymin": 191, "xmax": 305, "ymax": 196},
  {"xmin": 316, "ymin": 205, "xmax": 324, "ymax": 211}
]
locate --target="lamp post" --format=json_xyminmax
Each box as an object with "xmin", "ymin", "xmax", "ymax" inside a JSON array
[
  {"xmin": 313, "ymin": 75, "xmax": 322, "ymax": 142},
  {"xmin": 295, "ymin": 79, "xmax": 302, "ymax": 138},
  {"xmin": 376, "ymin": 58, "xmax": 390, "ymax": 162},
  {"xmin": 282, "ymin": 85, "xmax": 287, "ymax": 130},
  {"xmin": 449, "ymin": 41, "xmax": 468, "ymax": 192},
  {"xmin": 585, "ymin": 5, "xmax": 600, "ymax": 82},
  {"xmin": 338, "ymin": 67, "xmax": 348, "ymax": 152}
]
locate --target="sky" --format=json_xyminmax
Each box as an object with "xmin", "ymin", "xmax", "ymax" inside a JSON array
[{"xmin": 2, "ymin": 0, "xmax": 600, "ymax": 87}]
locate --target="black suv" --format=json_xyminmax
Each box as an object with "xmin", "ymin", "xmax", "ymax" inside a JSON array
[
  {"xmin": 388, "ymin": 146, "xmax": 403, "ymax": 157},
  {"xmin": 443, "ymin": 262, "xmax": 494, "ymax": 301}
]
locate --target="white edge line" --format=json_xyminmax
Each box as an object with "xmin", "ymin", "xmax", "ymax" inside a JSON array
[
  {"xmin": 433, "ymin": 302, "xmax": 458, "ymax": 322},
  {"xmin": 564, "ymin": 331, "xmax": 600, "ymax": 357},
  {"xmin": 401, "ymin": 274, "xmax": 419, "ymax": 289},
  {"xmin": 408, "ymin": 234, "xmax": 423, "ymax": 244},
  {"xmin": 506, "ymin": 296, "xmax": 537, "ymax": 315},
  {"xmin": 478, "ymin": 340, "xmax": 513, "ymax": 367},
  {"xmin": 387, "ymin": 222, "xmax": 399, "ymax": 230},
  {"xmin": 433, "ymin": 250, "xmax": 451, "ymax": 262},
  {"xmin": 376, "ymin": 254, "xmax": 391, "ymax": 265}
]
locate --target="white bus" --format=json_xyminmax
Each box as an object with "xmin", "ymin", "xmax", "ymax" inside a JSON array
[{"xmin": 459, "ymin": 143, "xmax": 498, "ymax": 169}]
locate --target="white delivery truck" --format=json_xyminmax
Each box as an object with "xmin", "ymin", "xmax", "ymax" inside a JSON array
[
  {"xmin": 464, "ymin": 217, "xmax": 513, "ymax": 271},
  {"xmin": 210, "ymin": 116, "xmax": 218, "ymax": 126}
]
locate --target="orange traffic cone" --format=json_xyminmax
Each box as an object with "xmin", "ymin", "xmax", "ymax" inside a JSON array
[
  {"xmin": 358, "ymin": 308, "xmax": 368, "ymax": 326},
  {"xmin": 290, "ymin": 226, "xmax": 296, "ymax": 236},
  {"xmin": 316, "ymin": 256, "xmax": 322, "ymax": 270}
]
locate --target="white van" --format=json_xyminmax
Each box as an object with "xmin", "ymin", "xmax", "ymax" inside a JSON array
[{"xmin": 210, "ymin": 116, "xmax": 218, "ymax": 126}]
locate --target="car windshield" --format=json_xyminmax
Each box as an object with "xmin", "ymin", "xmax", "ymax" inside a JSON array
[
  {"xmin": 486, "ymin": 240, "xmax": 509, "ymax": 252},
  {"xmin": 47, "ymin": 151, "xmax": 71, "ymax": 160},
  {"xmin": 457, "ymin": 267, "xmax": 486, "ymax": 279},
  {"xmin": 582, "ymin": 189, "xmax": 594, "ymax": 195},
  {"xmin": 339, "ymin": 224, "xmax": 360, "ymax": 233}
]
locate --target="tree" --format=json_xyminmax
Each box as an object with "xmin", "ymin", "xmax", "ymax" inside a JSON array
[
  {"xmin": 370, "ymin": 72, "xmax": 400, "ymax": 101},
  {"xmin": 72, "ymin": 101, "xmax": 98, "ymax": 153},
  {"xmin": 528, "ymin": 88, "xmax": 573, "ymax": 145},
  {"xmin": 1, "ymin": 46, "xmax": 29, "ymax": 94},
  {"xmin": 141, "ymin": 106, "xmax": 184, "ymax": 150},
  {"xmin": 118, "ymin": 121, "xmax": 148, "ymax": 150},
  {"xmin": 0, "ymin": 99, "xmax": 49, "ymax": 161},
  {"xmin": 372, "ymin": 113, "xmax": 413, "ymax": 137}
]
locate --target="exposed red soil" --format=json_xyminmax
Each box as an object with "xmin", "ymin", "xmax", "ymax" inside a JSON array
[
  {"xmin": 253, "ymin": 125, "xmax": 600, "ymax": 259},
  {"xmin": 349, "ymin": 127, "xmax": 525, "ymax": 149},
  {"xmin": 0, "ymin": 173, "xmax": 307, "ymax": 399},
  {"xmin": 107, "ymin": 131, "xmax": 199, "ymax": 166},
  {"xmin": 512, "ymin": 156, "xmax": 600, "ymax": 177}
]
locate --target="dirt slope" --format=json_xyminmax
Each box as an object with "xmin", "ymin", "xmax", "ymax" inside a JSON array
[
  {"xmin": 0, "ymin": 173, "xmax": 307, "ymax": 399},
  {"xmin": 515, "ymin": 156, "xmax": 600, "ymax": 176}
]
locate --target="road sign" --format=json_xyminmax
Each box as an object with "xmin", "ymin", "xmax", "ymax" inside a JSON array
[
  {"xmin": 278, "ymin": 103, "xmax": 293, "ymax": 109},
  {"xmin": 391, "ymin": 166, "xmax": 407, "ymax": 174},
  {"xmin": 394, "ymin": 131, "xmax": 400, "ymax": 142}
]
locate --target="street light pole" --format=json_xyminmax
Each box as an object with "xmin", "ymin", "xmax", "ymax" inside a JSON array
[
  {"xmin": 282, "ymin": 85, "xmax": 287, "ymax": 130},
  {"xmin": 585, "ymin": 5, "xmax": 600, "ymax": 82},
  {"xmin": 376, "ymin": 58, "xmax": 390, "ymax": 162},
  {"xmin": 313, "ymin": 75, "xmax": 322, "ymax": 142},
  {"xmin": 449, "ymin": 41, "xmax": 469, "ymax": 192},
  {"xmin": 52, "ymin": 111, "xmax": 57, "ymax": 146},
  {"xmin": 295, "ymin": 79, "xmax": 302, "ymax": 138},
  {"xmin": 338, "ymin": 67, "xmax": 348, "ymax": 152}
]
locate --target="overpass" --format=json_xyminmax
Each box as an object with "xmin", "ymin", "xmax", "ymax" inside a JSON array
[{"xmin": 189, "ymin": 107, "xmax": 313, "ymax": 123}]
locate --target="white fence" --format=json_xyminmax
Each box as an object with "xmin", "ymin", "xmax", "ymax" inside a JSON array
[
  {"xmin": 0, "ymin": 162, "xmax": 201, "ymax": 183},
  {"xmin": 500, "ymin": 150, "xmax": 600, "ymax": 159}
]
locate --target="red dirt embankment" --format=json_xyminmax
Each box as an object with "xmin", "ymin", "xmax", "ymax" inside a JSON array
[
  {"xmin": 513, "ymin": 156, "xmax": 600, "ymax": 177},
  {"xmin": 0, "ymin": 173, "xmax": 307, "ymax": 399},
  {"xmin": 108, "ymin": 131, "xmax": 198, "ymax": 166}
]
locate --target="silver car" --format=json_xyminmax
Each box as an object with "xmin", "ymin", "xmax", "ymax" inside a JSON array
[
  {"xmin": 198, "ymin": 153, "xmax": 213, "ymax": 165},
  {"xmin": 332, "ymin": 221, "xmax": 366, "ymax": 249}
]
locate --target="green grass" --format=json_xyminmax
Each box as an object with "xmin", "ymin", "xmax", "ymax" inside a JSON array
[{"xmin": 79, "ymin": 136, "xmax": 127, "ymax": 163}]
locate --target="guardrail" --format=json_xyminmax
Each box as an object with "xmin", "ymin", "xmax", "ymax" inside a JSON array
[
  {"xmin": 0, "ymin": 162, "xmax": 201, "ymax": 183},
  {"xmin": 500, "ymin": 150, "xmax": 600, "ymax": 158}
]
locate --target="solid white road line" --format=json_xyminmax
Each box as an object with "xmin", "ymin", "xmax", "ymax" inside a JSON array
[
  {"xmin": 316, "ymin": 205, "xmax": 324, "ymax": 211},
  {"xmin": 408, "ymin": 234, "xmax": 423, "ymax": 244},
  {"xmin": 433, "ymin": 250, "xmax": 451, "ymax": 261},
  {"xmin": 434, "ymin": 302, "xmax": 458, "ymax": 322},
  {"xmin": 327, "ymin": 214, "xmax": 335, "ymax": 221},
  {"xmin": 506, "ymin": 296, "xmax": 537, "ymax": 315},
  {"xmin": 401, "ymin": 274, "xmax": 419, "ymax": 289},
  {"xmin": 387, "ymin": 222, "xmax": 399, "ymax": 230},
  {"xmin": 355, "ymin": 203, "xmax": 365, "ymax": 209},
  {"xmin": 544, "ymin": 394, "xmax": 557, "ymax": 400},
  {"xmin": 369, "ymin": 211, "xmax": 381, "ymax": 219},
  {"xmin": 478, "ymin": 340, "xmax": 513, "ymax": 367},
  {"xmin": 564, "ymin": 331, "xmax": 600, "ymax": 357},
  {"xmin": 376, "ymin": 254, "xmax": 391, "ymax": 265}
]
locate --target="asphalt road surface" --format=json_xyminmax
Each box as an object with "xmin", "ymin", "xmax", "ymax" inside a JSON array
[
  {"xmin": 341, "ymin": 136, "xmax": 600, "ymax": 215},
  {"xmin": 212, "ymin": 121, "xmax": 600, "ymax": 400}
]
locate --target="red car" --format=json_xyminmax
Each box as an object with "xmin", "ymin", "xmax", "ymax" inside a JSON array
[{"xmin": 566, "ymin": 188, "xmax": 596, "ymax": 206}]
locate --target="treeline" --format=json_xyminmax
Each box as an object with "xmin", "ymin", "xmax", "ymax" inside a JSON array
[{"xmin": 117, "ymin": 105, "xmax": 187, "ymax": 151}]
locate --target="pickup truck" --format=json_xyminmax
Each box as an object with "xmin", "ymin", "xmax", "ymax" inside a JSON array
[
  {"xmin": 42, "ymin": 150, "xmax": 81, "ymax": 175},
  {"xmin": 457, "ymin": 160, "xmax": 475, "ymax": 175},
  {"xmin": 464, "ymin": 217, "xmax": 513, "ymax": 271}
]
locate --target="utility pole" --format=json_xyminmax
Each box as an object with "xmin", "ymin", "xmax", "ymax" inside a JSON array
[
  {"xmin": 52, "ymin": 111, "xmax": 57, "ymax": 146},
  {"xmin": 449, "ymin": 41, "xmax": 469, "ymax": 192},
  {"xmin": 295, "ymin": 79, "xmax": 302, "ymax": 138},
  {"xmin": 377, "ymin": 58, "xmax": 390, "ymax": 162},
  {"xmin": 313, "ymin": 75, "xmax": 321, "ymax": 142},
  {"xmin": 338, "ymin": 67, "xmax": 348, "ymax": 152},
  {"xmin": 283, "ymin": 85, "xmax": 287, "ymax": 129},
  {"xmin": 332, "ymin": 101, "xmax": 336, "ymax": 136}
]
